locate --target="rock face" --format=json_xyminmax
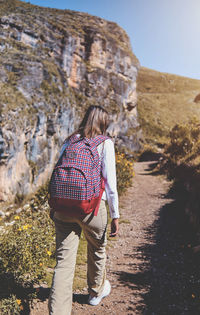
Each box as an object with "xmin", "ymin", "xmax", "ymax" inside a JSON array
[{"xmin": 0, "ymin": 0, "xmax": 141, "ymax": 202}]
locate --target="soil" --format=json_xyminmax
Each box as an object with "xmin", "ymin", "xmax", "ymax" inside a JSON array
[{"xmin": 30, "ymin": 161, "xmax": 200, "ymax": 315}]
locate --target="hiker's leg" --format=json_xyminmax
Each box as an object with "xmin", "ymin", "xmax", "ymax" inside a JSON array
[
  {"xmin": 49, "ymin": 218, "xmax": 81, "ymax": 315},
  {"xmin": 82, "ymin": 200, "xmax": 108, "ymax": 296}
]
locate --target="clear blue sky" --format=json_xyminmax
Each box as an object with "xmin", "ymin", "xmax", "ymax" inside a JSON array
[{"xmin": 24, "ymin": 0, "xmax": 200, "ymax": 80}]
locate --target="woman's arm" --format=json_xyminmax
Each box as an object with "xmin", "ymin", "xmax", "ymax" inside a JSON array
[{"xmin": 101, "ymin": 139, "xmax": 119, "ymax": 235}]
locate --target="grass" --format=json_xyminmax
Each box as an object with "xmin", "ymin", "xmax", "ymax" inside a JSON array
[{"xmin": 137, "ymin": 67, "xmax": 200, "ymax": 147}]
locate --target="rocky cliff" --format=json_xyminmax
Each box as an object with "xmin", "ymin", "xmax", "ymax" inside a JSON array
[{"xmin": 0, "ymin": 0, "xmax": 140, "ymax": 202}]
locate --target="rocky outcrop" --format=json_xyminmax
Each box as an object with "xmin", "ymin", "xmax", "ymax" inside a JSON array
[{"xmin": 0, "ymin": 0, "xmax": 141, "ymax": 202}]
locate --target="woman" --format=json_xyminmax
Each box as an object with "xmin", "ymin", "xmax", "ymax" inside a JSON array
[{"xmin": 49, "ymin": 105, "xmax": 119, "ymax": 315}]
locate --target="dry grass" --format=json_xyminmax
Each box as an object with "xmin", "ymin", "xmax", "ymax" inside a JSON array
[{"xmin": 137, "ymin": 67, "xmax": 200, "ymax": 146}]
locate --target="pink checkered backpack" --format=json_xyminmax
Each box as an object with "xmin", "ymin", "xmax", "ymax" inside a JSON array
[{"xmin": 48, "ymin": 134, "xmax": 108, "ymax": 216}]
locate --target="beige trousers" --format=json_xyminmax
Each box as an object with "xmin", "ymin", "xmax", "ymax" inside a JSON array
[{"xmin": 48, "ymin": 200, "xmax": 108, "ymax": 315}]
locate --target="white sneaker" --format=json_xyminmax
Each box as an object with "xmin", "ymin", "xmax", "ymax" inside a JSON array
[{"xmin": 88, "ymin": 280, "xmax": 111, "ymax": 306}]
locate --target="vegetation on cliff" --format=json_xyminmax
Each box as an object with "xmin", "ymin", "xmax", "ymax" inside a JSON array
[{"xmin": 0, "ymin": 0, "xmax": 139, "ymax": 56}]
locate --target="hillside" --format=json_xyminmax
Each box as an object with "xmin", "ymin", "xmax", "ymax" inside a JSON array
[{"xmin": 137, "ymin": 67, "xmax": 200, "ymax": 146}]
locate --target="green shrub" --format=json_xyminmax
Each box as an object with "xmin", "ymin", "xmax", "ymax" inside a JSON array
[
  {"xmin": 160, "ymin": 119, "xmax": 200, "ymax": 249},
  {"xmin": 165, "ymin": 118, "xmax": 200, "ymax": 166},
  {"xmin": 0, "ymin": 201, "xmax": 55, "ymax": 313},
  {"xmin": 0, "ymin": 294, "xmax": 22, "ymax": 315},
  {"xmin": 116, "ymin": 150, "xmax": 135, "ymax": 195},
  {"xmin": 0, "ymin": 210, "xmax": 55, "ymax": 283}
]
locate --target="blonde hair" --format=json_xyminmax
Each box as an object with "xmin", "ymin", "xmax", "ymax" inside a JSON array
[{"xmin": 77, "ymin": 105, "xmax": 109, "ymax": 138}]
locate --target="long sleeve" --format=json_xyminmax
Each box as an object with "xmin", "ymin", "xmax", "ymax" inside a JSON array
[{"xmin": 99, "ymin": 139, "xmax": 119, "ymax": 219}]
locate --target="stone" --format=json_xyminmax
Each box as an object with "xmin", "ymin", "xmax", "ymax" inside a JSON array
[
  {"xmin": 16, "ymin": 208, "xmax": 22, "ymax": 214},
  {"xmin": 0, "ymin": 210, "xmax": 5, "ymax": 217},
  {"xmin": 5, "ymin": 220, "xmax": 15, "ymax": 226},
  {"xmin": 23, "ymin": 204, "xmax": 30, "ymax": 210}
]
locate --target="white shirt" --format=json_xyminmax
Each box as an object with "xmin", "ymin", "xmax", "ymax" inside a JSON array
[
  {"xmin": 59, "ymin": 136, "xmax": 119, "ymax": 219},
  {"xmin": 97, "ymin": 139, "xmax": 119, "ymax": 219}
]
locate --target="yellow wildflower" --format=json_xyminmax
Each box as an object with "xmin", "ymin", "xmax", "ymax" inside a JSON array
[
  {"xmin": 47, "ymin": 250, "xmax": 52, "ymax": 256},
  {"xmin": 16, "ymin": 299, "xmax": 21, "ymax": 305},
  {"xmin": 18, "ymin": 228, "xmax": 22, "ymax": 231},
  {"xmin": 14, "ymin": 216, "xmax": 20, "ymax": 220},
  {"xmin": 39, "ymin": 263, "xmax": 43, "ymax": 267}
]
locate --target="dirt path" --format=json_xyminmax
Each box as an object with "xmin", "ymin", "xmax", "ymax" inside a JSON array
[{"xmin": 31, "ymin": 161, "xmax": 200, "ymax": 314}]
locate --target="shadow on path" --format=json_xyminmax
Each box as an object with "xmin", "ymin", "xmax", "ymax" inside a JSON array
[
  {"xmin": 73, "ymin": 293, "xmax": 89, "ymax": 304},
  {"xmin": 116, "ymin": 163, "xmax": 200, "ymax": 315}
]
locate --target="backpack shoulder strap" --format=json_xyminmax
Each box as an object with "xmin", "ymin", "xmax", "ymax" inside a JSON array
[
  {"xmin": 68, "ymin": 134, "xmax": 81, "ymax": 144},
  {"xmin": 91, "ymin": 135, "xmax": 110, "ymax": 148}
]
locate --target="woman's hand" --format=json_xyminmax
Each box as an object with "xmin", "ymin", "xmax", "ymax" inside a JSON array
[{"xmin": 110, "ymin": 218, "xmax": 119, "ymax": 237}]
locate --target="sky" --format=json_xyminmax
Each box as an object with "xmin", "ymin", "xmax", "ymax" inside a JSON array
[{"xmin": 24, "ymin": 0, "xmax": 200, "ymax": 80}]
